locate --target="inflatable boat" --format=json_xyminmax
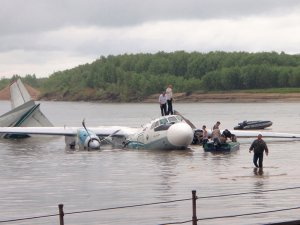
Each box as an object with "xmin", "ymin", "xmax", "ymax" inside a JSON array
[
  {"xmin": 203, "ymin": 141, "xmax": 240, "ymax": 152},
  {"xmin": 234, "ymin": 120, "xmax": 272, "ymax": 130}
]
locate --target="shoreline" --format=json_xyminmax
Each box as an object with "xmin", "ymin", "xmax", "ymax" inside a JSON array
[
  {"xmin": 144, "ymin": 92, "xmax": 300, "ymax": 103},
  {"xmin": 1, "ymin": 88, "xmax": 300, "ymax": 102}
]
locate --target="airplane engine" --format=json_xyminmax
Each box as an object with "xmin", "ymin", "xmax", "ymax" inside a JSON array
[
  {"xmin": 77, "ymin": 128, "xmax": 101, "ymax": 150},
  {"xmin": 85, "ymin": 136, "xmax": 101, "ymax": 150}
]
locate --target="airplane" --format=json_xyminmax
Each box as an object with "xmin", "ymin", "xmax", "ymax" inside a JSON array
[
  {"xmin": 0, "ymin": 115, "xmax": 194, "ymax": 151},
  {"xmin": 0, "ymin": 79, "xmax": 53, "ymax": 138}
]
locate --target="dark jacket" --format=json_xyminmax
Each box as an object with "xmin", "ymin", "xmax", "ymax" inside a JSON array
[{"xmin": 249, "ymin": 139, "xmax": 269, "ymax": 154}]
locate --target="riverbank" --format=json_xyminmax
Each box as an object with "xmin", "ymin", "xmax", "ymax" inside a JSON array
[
  {"xmin": 1, "ymin": 85, "xmax": 300, "ymax": 102},
  {"xmin": 0, "ymin": 84, "xmax": 40, "ymax": 100},
  {"xmin": 144, "ymin": 92, "xmax": 300, "ymax": 103}
]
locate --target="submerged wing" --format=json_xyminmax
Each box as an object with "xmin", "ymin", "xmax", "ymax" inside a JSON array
[
  {"xmin": 229, "ymin": 130, "xmax": 300, "ymax": 139},
  {"xmin": 10, "ymin": 79, "xmax": 32, "ymax": 109}
]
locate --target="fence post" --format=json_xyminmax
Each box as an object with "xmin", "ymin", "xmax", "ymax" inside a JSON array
[
  {"xmin": 192, "ymin": 190, "xmax": 197, "ymax": 225},
  {"xmin": 59, "ymin": 204, "xmax": 64, "ymax": 225}
]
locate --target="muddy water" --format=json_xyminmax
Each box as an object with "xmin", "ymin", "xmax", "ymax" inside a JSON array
[{"xmin": 0, "ymin": 101, "xmax": 300, "ymax": 225}]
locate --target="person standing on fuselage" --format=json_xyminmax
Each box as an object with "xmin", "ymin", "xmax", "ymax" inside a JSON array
[
  {"xmin": 158, "ymin": 91, "xmax": 167, "ymax": 116},
  {"xmin": 249, "ymin": 134, "xmax": 269, "ymax": 168},
  {"xmin": 166, "ymin": 84, "xmax": 173, "ymax": 115}
]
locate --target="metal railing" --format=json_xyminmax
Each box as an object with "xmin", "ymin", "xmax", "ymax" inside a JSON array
[{"xmin": 2, "ymin": 186, "xmax": 300, "ymax": 225}]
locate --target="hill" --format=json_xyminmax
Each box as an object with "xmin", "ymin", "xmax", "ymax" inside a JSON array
[
  {"xmin": 2, "ymin": 51, "xmax": 300, "ymax": 102},
  {"xmin": 0, "ymin": 83, "xmax": 40, "ymax": 100},
  {"xmin": 38, "ymin": 51, "xmax": 300, "ymax": 102}
]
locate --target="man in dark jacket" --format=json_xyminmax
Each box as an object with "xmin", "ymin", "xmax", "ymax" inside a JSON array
[{"xmin": 249, "ymin": 134, "xmax": 269, "ymax": 168}]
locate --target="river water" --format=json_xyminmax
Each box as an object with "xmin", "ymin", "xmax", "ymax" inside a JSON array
[{"xmin": 1, "ymin": 101, "xmax": 300, "ymax": 225}]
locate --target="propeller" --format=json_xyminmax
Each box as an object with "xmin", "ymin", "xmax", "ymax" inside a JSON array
[
  {"xmin": 82, "ymin": 119, "xmax": 100, "ymax": 150},
  {"xmin": 100, "ymin": 129, "xmax": 121, "ymax": 145},
  {"xmin": 82, "ymin": 119, "xmax": 90, "ymax": 138},
  {"xmin": 173, "ymin": 110, "xmax": 197, "ymax": 129}
]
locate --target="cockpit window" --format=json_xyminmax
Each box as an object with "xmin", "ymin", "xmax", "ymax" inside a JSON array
[
  {"xmin": 175, "ymin": 115, "xmax": 183, "ymax": 121},
  {"xmin": 151, "ymin": 121, "xmax": 160, "ymax": 129},
  {"xmin": 168, "ymin": 116, "xmax": 178, "ymax": 123},
  {"xmin": 151, "ymin": 116, "xmax": 183, "ymax": 129},
  {"xmin": 159, "ymin": 118, "xmax": 168, "ymax": 125}
]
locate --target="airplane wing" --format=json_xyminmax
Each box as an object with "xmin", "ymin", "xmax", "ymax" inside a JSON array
[
  {"xmin": 229, "ymin": 130, "xmax": 300, "ymax": 139},
  {"xmin": 0, "ymin": 126, "xmax": 138, "ymax": 137},
  {"xmin": 0, "ymin": 127, "xmax": 77, "ymax": 136}
]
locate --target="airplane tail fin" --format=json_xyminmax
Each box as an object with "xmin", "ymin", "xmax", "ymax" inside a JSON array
[{"xmin": 10, "ymin": 79, "xmax": 32, "ymax": 109}]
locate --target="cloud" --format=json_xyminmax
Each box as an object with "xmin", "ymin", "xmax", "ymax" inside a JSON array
[
  {"xmin": 1, "ymin": 0, "xmax": 300, "ymax": 77},
  {"xmin": 0, "ymin": 50, "xmax": 94, "ymax": 77},
  {"xmin": 1, "ymin": 0, "xmax": 300, "ymax": 34}
]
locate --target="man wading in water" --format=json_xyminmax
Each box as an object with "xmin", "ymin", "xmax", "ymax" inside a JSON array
[{"xmin": 249, "ymin": 134, "xmax": 269, "ymax": 168}]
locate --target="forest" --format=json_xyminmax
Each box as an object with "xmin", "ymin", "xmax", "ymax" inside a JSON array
[{"xmin": 1, "ymin": 51, "xmax": 300, "ymax": 101}]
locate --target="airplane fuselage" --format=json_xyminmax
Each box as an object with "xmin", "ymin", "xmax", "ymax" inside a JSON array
[{"xmin": 124, "ymin": 115, "xmax": 194, "ymax": 150}]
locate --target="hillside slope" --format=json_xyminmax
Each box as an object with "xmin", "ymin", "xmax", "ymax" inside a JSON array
[{"xmin": 0, "ymin": 83, "xmax": 40, "ymax": 100}]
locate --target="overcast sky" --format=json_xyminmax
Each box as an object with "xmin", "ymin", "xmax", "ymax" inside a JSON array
[{"xmin": 1, "ymin": 0, "xmax": 300, "ymax": 78}]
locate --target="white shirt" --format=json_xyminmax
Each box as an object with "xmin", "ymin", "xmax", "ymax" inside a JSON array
[
  {"xmin": 166, "ymin": 87, "xmax": 173, "ymax": 100},
  {"xmin": 158, "ymin": 94, "xmax": 167, "ymax": 104}
]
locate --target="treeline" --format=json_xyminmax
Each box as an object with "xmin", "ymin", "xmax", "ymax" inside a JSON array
[
  {"xmin": 2, "ymin": 51, "xmax": 300, "ymax": 101},
  {"xmin": 0, "ymin": 74, "xmax": 47, "ymax": 90}
]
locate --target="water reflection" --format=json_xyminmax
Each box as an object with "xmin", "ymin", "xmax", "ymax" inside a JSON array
[{"xmin": 253, "ymin": 167, "xmax": 264, "ymax": 176}]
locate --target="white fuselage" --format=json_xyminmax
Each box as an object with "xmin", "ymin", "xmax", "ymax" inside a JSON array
[{"xmin": 125, "ymin": 115, "xmax": 194, "ymax": 150}]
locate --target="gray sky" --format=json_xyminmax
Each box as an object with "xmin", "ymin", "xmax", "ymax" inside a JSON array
[{"xmin": 1, "ymin": 0, "xmax": 300, "ymax": 77}]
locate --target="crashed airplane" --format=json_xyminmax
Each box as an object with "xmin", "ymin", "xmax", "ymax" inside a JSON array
[{"xmin": 0, "ymin": 79, "xmax": 53, "ymax": 138}]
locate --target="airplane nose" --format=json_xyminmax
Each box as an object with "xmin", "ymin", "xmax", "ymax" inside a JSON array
[{"xmin": 167, "ymin": 123, "xmax": 194, "ymax": 147}]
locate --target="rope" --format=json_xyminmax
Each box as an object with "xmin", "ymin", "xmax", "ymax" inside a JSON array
[
  {"xmin": 158, "ymin": 219, "xmax": 193, "ymax": 225},
  {"xmin": 197, "ymin": 206, "xmax": 300, "ymax": 221},
  {"xmin": 160, "ymin": 206, "xmax": 300, "ymax": 225},
  {"xmin": 65, "ymin": 198, "xmax": 192, "ymax": 215},
  {"xmin": 198, "ymin": 186, "xmax": 300, "ymax": 199},
  {"xmin": 0, "ymin": 213, "xmax": 59, "ymax": 223}
]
